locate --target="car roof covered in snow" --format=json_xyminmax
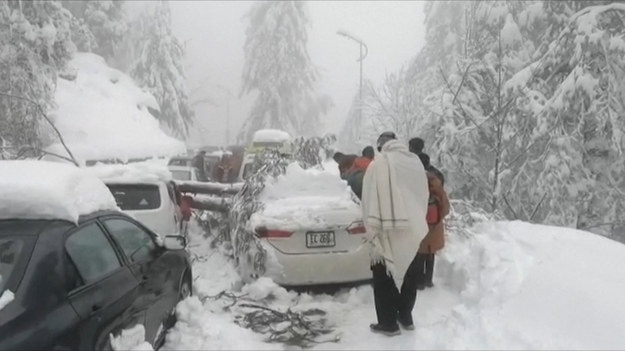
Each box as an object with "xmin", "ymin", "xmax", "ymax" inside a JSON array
[
  {"xmin": 0, "ymin": 160, "xmax": 119, "ymax": 223},
  {"xmin": 252, "ymin": 129, "xmax": 292, "ymax": 143},
  {"xmin": 85, "ymin": 160, "xmax": 173, "ymax": 185}
]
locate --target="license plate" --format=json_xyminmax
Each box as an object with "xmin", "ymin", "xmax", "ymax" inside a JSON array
[{"xmin": 306, "ymin": 231, "xmax": 335, "ymax": 248}]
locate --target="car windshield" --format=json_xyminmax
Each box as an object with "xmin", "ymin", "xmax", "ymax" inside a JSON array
[
  {"xmin": 171, "ymin": 170, "xmax": 191, "ymax": 181},
  {"xmin": 0, "ymin": 237, "xmax": 27, "ymax": 293},
  {"xmin": 106, "ymin": 184, "xmax": 161, "ymax": 210}
]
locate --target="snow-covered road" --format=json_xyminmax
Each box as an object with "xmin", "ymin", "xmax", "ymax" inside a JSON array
[{"xmin": 157, "ymin": 219, "xmax": 625, "ymax": 350}]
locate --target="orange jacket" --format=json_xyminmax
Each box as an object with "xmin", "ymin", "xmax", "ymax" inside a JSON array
[{"xmin": 419, "ymin": 172, "xmax": 450, "ymax": 253}]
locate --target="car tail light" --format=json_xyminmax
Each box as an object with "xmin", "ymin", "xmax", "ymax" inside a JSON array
[
  {"xmin": 255, "ymin": 227, "xmax": 293, "ymax": 238},
  {"xmin": 347, "ymin": 221, "xmax": 367, "ymax": 234}
]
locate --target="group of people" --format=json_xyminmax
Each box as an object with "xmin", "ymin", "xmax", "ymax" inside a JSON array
[{"xmin": 334, "ymin": 132, "xmax": 449, "ymax": 336}]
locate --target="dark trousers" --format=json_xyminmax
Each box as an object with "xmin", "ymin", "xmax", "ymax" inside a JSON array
[
  {"xmin": 371, "ymin": 252, "xmax": 427, "ymax": 327},
  {"xmin": 424, "ymin": 253, "xmax": 435, "ymax": 284}
]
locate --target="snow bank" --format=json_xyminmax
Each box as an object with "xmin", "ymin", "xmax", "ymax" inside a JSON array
[
  {"xmin": 0, "ymin": 290, "xmax": 14, "ymax": 311},
  {"xmin": 252, "ymin": 129, "xmax": 292, "ymax": 143},
  {"xmin": 250, "ymin": 162, "xmax": 360, "ymax": 231},
  {"xmin": 84, "ymin": 159, "xmax": 172, "ymax": 184},
  {"xmin": 169, "ymin": 217, "xmax": 625, "ymax": 350},
  {"xmin": 0, "ymin": 161, "xmax": 118, "ymax": 223},
  {"xmin": 47, "ymin": 53, "xmax": 186, "ymax": 165}
]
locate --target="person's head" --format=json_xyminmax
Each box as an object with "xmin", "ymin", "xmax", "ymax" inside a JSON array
[
  {"xmin": 362, "ymin": 146, "xmax": 375, "ymax": 160},
  {"xmin": 333, "ymin": 152, "xmax": 346, "ymax": 163},
  {"xmin": 418, "ymin": 152, "xmax": 430, "ymax": 169},
  {"xmin": 198, "ymin": 150, "xmax": 206, "ymax": 156},
  {"xmin": 409, "ymin": 137, "xmax": 425, "ymax": 154},
  {"xmin": 376, "ymin": 131, "xmax": 397, "ymax": 152}
]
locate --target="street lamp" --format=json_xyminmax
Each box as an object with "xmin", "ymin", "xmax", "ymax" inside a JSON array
[
  {"xmin": 215, "ymin": 85, "xmax": 233, "ymax": 146},
  {"xmin": 337, "ymin": 29, "xmax": 368, "ymax": 101}
]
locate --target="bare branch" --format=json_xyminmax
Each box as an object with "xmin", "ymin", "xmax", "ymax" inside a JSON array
[{"xmin": 0, "ymin": 92, "xmax": 79, "ymax": 166}]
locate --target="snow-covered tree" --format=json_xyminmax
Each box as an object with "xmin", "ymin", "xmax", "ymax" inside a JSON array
[
  {"xmin": 238, "ymin": 1, "xmax": 330, "ymax": 143},
  {"xmin": 130, "ymin": 1, "xmax": 194, "ymax": 137},
  {"xmin": 394, "ymin": 0, "xmax": 625, "ymax": 242},
  {"xmin": 0, "ymin": 0, "xmax": 79, "ymax": 156},
  {"xmin": 62, "ymin": 0, "xmax": 127, "ymax": 61}
]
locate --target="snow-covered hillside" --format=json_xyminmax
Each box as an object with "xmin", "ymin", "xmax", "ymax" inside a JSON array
[
  {"xmin": 160, "ymin": 219, "xmax": 625, "ymax": 350},
  {"xmin": 45, "ymin": 53, "xmax": 186, "ymax": 164}
]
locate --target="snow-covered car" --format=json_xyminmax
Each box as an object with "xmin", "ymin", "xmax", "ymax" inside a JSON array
[
  {"xmin": 0, "ymin": 160, "xmax": 192, "ymax": 350},
  {"xmin": 86, "ymin": 162, "xmax": 185, "ymax": 237},
  {"xmin": 248, "ymin": 162, "xmax": 371, "ymax": 286},
  {"xmin": 168, "ymin": 165, "xmax": 201, "ymax": 182}
]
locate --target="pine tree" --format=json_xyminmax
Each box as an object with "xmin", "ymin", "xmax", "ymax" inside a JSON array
[
  {"xmin": 62, "ymin": 0, "xmax": 127, "ymax": 62},
  {"xmin": 238, "ymin": 1, "xmax": 330, "ymax": 143},
  {"xmin": 0, "ymin": 0, "xmax": 80, "ymax": 157},
  {"xmin": 130, "ymin": 1, "xmax": 194, "ymax": 138}
]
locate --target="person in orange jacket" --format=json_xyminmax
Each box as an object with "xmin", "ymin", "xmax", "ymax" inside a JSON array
[{"xmin": 418, "ymin": 169, "xmax": 450, "ymax": 288}]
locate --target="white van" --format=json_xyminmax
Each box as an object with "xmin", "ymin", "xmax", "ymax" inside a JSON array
[
  {"xmin": 104, "ymin": 180, "xmax": 183, "ymax": 237},
  {"xmin": 238, "ymin": 129, "xmax": 294, "ymax": 181}
]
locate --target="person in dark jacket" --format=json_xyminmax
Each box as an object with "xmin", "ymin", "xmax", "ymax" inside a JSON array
[
  {"xmin": 362, "ymin": 146, "xmax": 375, "ymax": 160},
  {"xmin": 409, "ymin": 137, "xmax": 425, "ymax": 155},
  {"xmin": 333, "ymin": 152, "xmax": 358, "ymax": 179}
]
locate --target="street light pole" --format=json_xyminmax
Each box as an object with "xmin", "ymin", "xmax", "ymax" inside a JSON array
[
  {"xmin": 216, "ymin": 85, "xmax": 233, "ymax": 146},
  {"xmin": 337, "ymin": 29, "xmax": 368, "ymax": 121}
]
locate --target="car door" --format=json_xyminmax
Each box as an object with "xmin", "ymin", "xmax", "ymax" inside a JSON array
[
  {"xmin": 64, "ymin": 221, "xmax": 144, "ymax": 350},
  {"xmin": 100, "ymin": 217, "xmax": 181, "ymax": 344}
]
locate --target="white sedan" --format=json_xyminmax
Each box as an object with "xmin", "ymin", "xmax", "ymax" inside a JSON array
[{"xmin": 248, "ymin": 163, "xmax": 371, "ymax": 286}]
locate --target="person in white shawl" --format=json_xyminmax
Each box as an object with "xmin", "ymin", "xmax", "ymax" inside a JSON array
[{"xmin": 361, "ymin": 132, "xmax": 429, "ymax": 336}]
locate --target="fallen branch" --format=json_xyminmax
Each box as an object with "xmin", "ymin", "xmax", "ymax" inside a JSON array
[
  {"xmin": 0, "ymin": 92, "xmax": 79, "ymax": 166},
  {"xmin": 202, "ymin": 289, "xmax": 339, "ymax": 348},
  {"xmin": 176, "ymin": 180, "xmax": 244, "ymax": 196},
  {"xmin": 191, "ymin": 194, "xmax": 231, "ymax": 213}
]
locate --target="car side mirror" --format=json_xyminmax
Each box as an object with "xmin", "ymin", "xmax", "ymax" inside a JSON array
[{"xmin": 163, "ymin": 235, "xmax": 186, "ymax": 250}]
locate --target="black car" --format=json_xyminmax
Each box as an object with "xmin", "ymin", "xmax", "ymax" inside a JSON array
[{"xmin": 0, "ymin": 210, "xmax": 192, "ymax": 350}]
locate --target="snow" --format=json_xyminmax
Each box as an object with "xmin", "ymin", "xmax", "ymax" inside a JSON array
[
  {"xmin": 0, "ymin": 160, "xmax": 118, "ymax": 223},
  {"xmin": 46, "ymin": 53, "xmax": 186, "ymax": 165},
  {"xmin": 164, "ymin": 218, "xmax": 625, "ymax": 350},
  {"xmin": 84, "ymin": 159, "xmax": 173, "ymax": 184},
  {"xmin": 110, "ymin": 324, "xmax": 154, "ymax": 351},
  {"xmin": 501, "ymin": 14, "xmax": 523, "ymax": 48},
  {"xmin": 0, "ymin": 290, "xmax": 14, "ymax": 311},
  {"xmin": 252, "ymin": 129, "xmax": 292, "ymax": 143},
  {"xmin": 249, "ymin": 162, "xmax": 360, "ymax": 231}
]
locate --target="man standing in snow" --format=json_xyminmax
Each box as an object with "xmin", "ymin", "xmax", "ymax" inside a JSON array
[{"xmin": 361, "ymin": 132, "xmax": 429, "ymax": 336}]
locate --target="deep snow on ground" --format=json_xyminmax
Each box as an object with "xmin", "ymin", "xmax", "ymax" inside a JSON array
[{"xmin": 162, "ymin": 219, "xmax": 625, "ymax": 350}]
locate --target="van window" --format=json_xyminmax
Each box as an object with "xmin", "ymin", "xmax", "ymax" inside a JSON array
[{"xmin": 106, "ymin": 184, "xmax": 161, "ymax": 210}]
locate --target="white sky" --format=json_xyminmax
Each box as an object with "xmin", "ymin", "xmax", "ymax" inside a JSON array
[{"xmin": 168, "ymin": 1, "xmax": 426, "ymax": 147}]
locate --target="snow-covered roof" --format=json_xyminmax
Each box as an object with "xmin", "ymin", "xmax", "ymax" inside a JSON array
[
  {"xmin": 252, "ymin": 129, "xmax": 292, "ymax": 143},
  {"xmin": 45, "ymin": 53, "xmax": 187, "ymax": 165},
  {"xmin": 0, "ymin": 161, "xmax": 118, "ymax": 223},
  {"xmin": 250, "ymin": 162, "xmax": 359, "ymax": 231},
  {"xmin": 85, "ymin": 159, "xmax": 173, "ymax": 184}
]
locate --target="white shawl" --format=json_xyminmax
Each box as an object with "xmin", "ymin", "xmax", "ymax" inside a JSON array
[{"xmin": 361, "ymin": 140, "xmax": 429, "ymax": 287}]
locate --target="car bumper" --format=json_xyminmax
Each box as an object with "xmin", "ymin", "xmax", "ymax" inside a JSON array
[{"xmin": 264, "ymin": 243, "xmax": 372, "ymax": 286}]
